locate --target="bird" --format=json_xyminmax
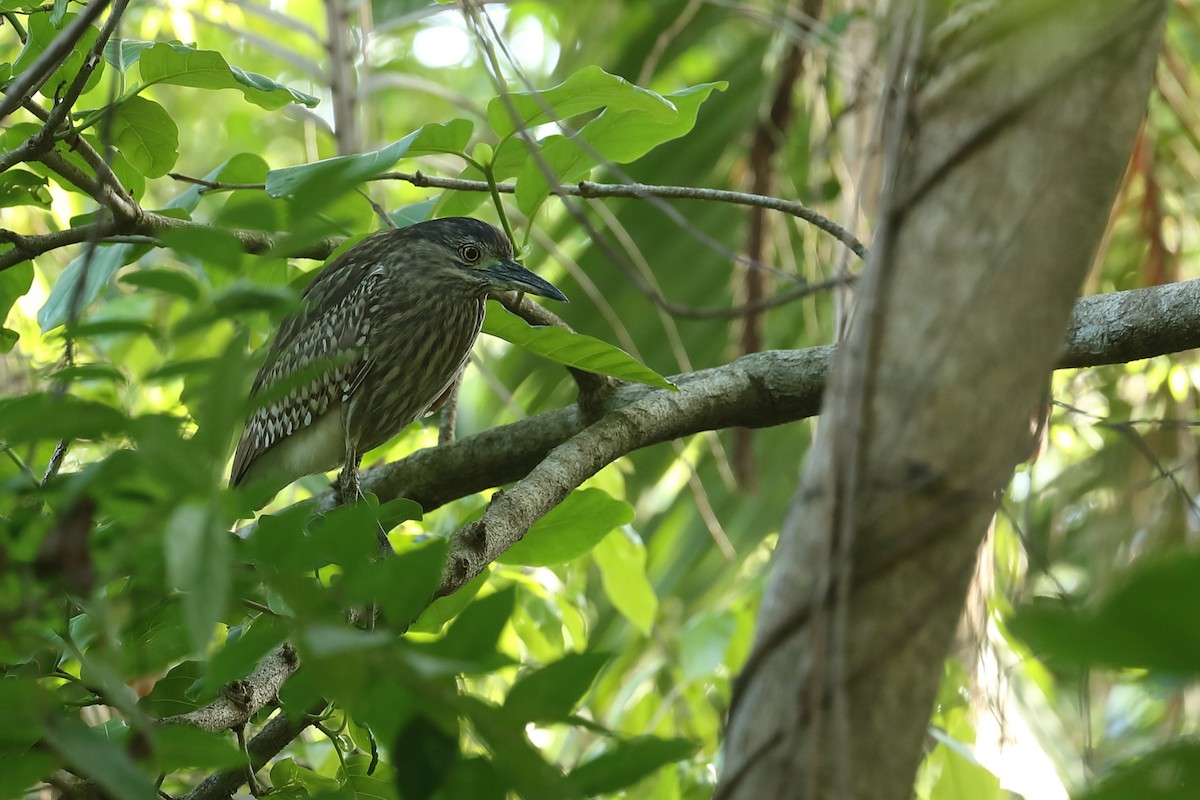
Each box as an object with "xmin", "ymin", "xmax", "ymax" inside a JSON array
[{"xmin": 228, "ymin": 217, "xmax": 567, "ymax": 516}]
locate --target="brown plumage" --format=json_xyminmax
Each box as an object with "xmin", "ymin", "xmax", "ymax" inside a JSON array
[{"xmin": 230, "ymin": 217, "xmax": 566, "ymax": 502}]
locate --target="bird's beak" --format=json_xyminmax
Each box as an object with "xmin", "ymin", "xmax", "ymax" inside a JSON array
[{"xmin": 485, "ymin": 258, "xmax": 568, "ymax": 302}]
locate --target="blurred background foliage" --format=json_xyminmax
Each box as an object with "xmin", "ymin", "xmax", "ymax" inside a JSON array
[{"xmin": 1, "ymin": 0, "xmax": 1200, "ymax": 798}]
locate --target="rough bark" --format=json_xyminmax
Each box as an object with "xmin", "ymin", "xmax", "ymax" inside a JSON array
[{"xmin": 718, "ymin": 3, "xmax": 1168, "ymax": 799}]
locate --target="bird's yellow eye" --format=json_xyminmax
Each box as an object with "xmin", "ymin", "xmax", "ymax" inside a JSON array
[{"xmin": 459, "ymin": 244, "xmax": 483, "ymax": 264}]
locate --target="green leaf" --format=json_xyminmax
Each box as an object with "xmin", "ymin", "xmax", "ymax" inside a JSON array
[
  {"xmin": 43, "ymin": 716, "xmax": 157, "ymax": 799},
  {"xmin": 0, "ymin": 261, "xmax": 32, "ymax": 326},
  {"xmin": 516, "ymin": 82, "xmax": 726, "ymax": 217},
  {"xmin": 565, "ymin": 735, "xmax": 697, "ymax": 796},
  {"xmin": 264, "ymin": 119, "xmax": 473, "ymax": 201},
  {"xmin": 500, "ymin": 488, "xmax": 634, "ymax": 566},
  {"xmin": 678, "ymin": 610, "xmax": 736, "ymax": 682},
  {"xmin": 164, "ymin": 503, "xmax": 231, "ymax": 653},
  {"xmin": 1074, "ymin": 740, "xmax": 1200, "ymax": 800},
  {"xmin": 488, "ymin": 66, "xmax": 676, "ymax": 139},
  {"xmin": 39, "ymin": 160, "xmax": 224, "ymax": 331},
  {"xmin": 0, "ymin": 393, "xmax": 126, "ymax": 443},
  {"xmin": 12, "ymin": 12, "xmax": 105, "ymax": 99},
  {"xmin": 0, "ymin": 169, "xmax": 51, "ymax": 209},
  {"xmin": 136, "ymin": 41, "xmax": 319, "ymax": 109},
  {"xmin": 389, "ymin": 716, "xmax": 457, "ymax": 800},
  {"xmin": 421, "ymin": 588, "xmax": 515, "ymax": 669},
  {"xmin": 1008, "ymin": 551, "xmax": 1200, "ymax": 674},
  {"xmin": 364, "ymin": 540, "xmax": 448, "ymax": 629},
  {"xmin": 504, "ymin": 652, "xmax": 610, "ymax": 722},
  {"xmin": 118, "ymin": 267, "xmax": 201, "ymax": 301},
  {"xmin": 202, "ymin": 615, "xmax": 294, "ymax": 695},
  {"xmin": 924, "ymin": 733, "xmax": 1005, "ymax": 800},
  {"xmin": 483, "ymin": 304, "xmax": 674, "ymax": 390},
  {"xmin": 593, "ymin": 529, "xmax": 657, "ymax": 636},
  {"xmin": 103, "ymin": 38, "xmax": 158, "ymax": 71},
  {"xmin": 111, "ymin": 96, "xmax": 179, "ymax": 178},
  {"xmin": 138, "ymin": 661, "xmax": 206, "ymax": 718},
  {"xmin": 152, "ymin": 726, "xmax": 245, "ymax": 773}
]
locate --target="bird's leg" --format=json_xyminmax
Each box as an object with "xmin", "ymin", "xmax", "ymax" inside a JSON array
[{"xmin": 336, "ymin": 447, "xmax": 395, "ymax": 559}]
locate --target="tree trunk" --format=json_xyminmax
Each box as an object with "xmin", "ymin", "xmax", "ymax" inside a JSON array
[{"xmin": 718, "ymin": 2, "xmax": 1168, "ymax": 799}]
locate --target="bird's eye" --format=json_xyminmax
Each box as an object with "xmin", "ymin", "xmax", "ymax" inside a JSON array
[{"xmin": 459, "ymin": 244, "xmax": 483, "ymax": 264}]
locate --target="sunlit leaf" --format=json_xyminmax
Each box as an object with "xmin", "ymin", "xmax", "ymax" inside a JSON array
[
  {"xmin": 504, "ymin": 652, "xmax": 610, "ymax": 722},
  {"xmin": 593, "ymin": 528, "xmax": 657, "ymax": 636},
  {"xmin": 265, "ymin": 119, "xmax": 473, "ymax": 200},
  {"xmin": 565, "ymin": 735, "xmax": 697, "ymax": 796},
  {"xmin": 12, "ymin": 12, "xmax": 104, "ymax": 98},
  {"xmin": 483, "ymin": 304, "xmax": 675, "ymax": 390},
  {"xmin": 136, "ymin": 42, "xmax": 319, "ymax": 109},
  {"xmin": 488, "ymin": 66, "xmax": 676, "ymax": 138},
  {"xmin": 111, "ymin": 96, "xmax": 179, "ymax": 178},
  {"xmin": 516, "ymin": 82, "xmax": 726, "ymax": 216},
  {"xmin": 500, "ymin": 488, "xmax": 634, "ymax": 566}
]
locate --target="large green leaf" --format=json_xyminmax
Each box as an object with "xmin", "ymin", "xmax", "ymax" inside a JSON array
[
  {"xmin": 678, "ymin": 610, "xmax": 736, "ymax": 682},
  {"xmin": 1008, "ymin": 551, "xmax": 1200, "ymax": 674},
  {"xmin": 0, "ymin": 169, "xmax": 51, "ymax": 210},
  {"xmin": 0, "ymin": 261, "xmax": 32, "ymax": 352},
  {"xmin": 164, "ymin": 503, "xmax": 231, "ymax": 653},
  {"xmin": 499, "ymin": 488, "xmax": 634, "ymax": 566},
  {"xmin": 0, "ymin": 393, "xmax": 127, "ymax": 443},
  {"xmin": 39, "ymin": 161, "xmax": 224, "ymax": 331},
  {"xmin": 564, "ymin": 735, "xmax": 697, "ymax": 796},
  {"xmin": 151, "ymin": 726, "xmax": 245, "ymax": 773},
  {"xmin": 593, "ymin": 529, "xmax": 657, "ymax": 636},
  {"xmin": 1074, "ymin": 741, "xmax": 1200, "ymax": 800},
  {"xmin": 482, "ymin": 303, "xmax": 674, "ymax": 390},
  {"xmin": 265, "ymin": 119, "xmax": 474, "ymax": 199},
  {"xmin": 12, "ymin": 12, "xmax": 105, "ymax": 98},
  {"xmin": 42, "ymin": 717, "xmax": 157, "ymax": 799},
  {"xmin": 516, "ymin": 81, "xmax": 726, "ymax": 216},
  {"xmin": 111, "ymin": 96, "xmax": 179, "ymax": 178},
  {"xmin": 504, "ymin": 652, "xmax": 611, "ymax": 722},
  {"xmin": 487, "ymin": 66, "xmax": 676, "ymax": 138},
  {"xmin": 136, "ymin": 42, "xmax": 319, "ymax": 109}
]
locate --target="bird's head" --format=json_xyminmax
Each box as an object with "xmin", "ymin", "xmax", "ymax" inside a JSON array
[{"xmin": 407, "ymin": 217, "xmax": 568, "ymax": 302}]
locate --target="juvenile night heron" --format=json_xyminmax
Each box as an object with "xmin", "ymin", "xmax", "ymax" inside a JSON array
[{"xmin": 229, "ymin": 217, "xmax": 567, "ymax": 505}]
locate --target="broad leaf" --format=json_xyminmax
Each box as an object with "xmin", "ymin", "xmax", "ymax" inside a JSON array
[
  {"xmin": 593, "ymin": 529, "xmax": 657, "ymax": 636},
  {"xmin": 488, "ymin": 66, "xmax": 676, "ymax": 138},
  {"xmin": 265, "ymin": 119, "xmax": 473, "ymax": 199},
  {"xmin": 565, "ymin": 735, "xmax": 697, "ymax": 796},
  {"xmin": 0, "ymin": 169, "xmax": 51, "ymax": 209},
  {"xmin": 504, "ymin": 652, "xmax": 610, "ymax": 722},
  {"xmin": 0, "ymin": 393, "xmax": 126, "ymax": 443},
  {"xmin": 483, "ymin": 304, "xmax": 674, "ymax": 390},
  {"xmin": 499, "ymin": 488, "xmax": 634, "ymax": 566},
  {"xmin": 136, "ymin": 42, "xmax": 319, "ymax": 109},
  {"xmin": 42, "ymin": 717, "xmax": 158, "ymax": 799},
  {"xmin": 164, "ymin": 503, "xmax": 231, "ymax": 653},
  {"xmin": 516, "ymin": 82, "xmax": 726, "ymax": 216},
  {"xmin": 111, "ymin": 96, "xmax": 179, "ymax": 178},
  {"xmin": 1009, "ymin": 551, "xmax": 1200, "ymax": 674},
  {"xmin": 39, "ymin": 161, "xmax": 224, "ymax": 331},
  {"xmin": 12, "ymin": 12, "xmax": 105, "ymax": 98}
]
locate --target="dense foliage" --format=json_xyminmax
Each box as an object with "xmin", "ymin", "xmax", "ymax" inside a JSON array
[{"xmin": 1, "ymin": 1, "xmax": 1199, "ymax": 799}]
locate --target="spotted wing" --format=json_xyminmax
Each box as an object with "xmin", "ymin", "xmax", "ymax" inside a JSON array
[{"xmin": 229, "ymin": 239, "xmax": 390, "ymax": 486}]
